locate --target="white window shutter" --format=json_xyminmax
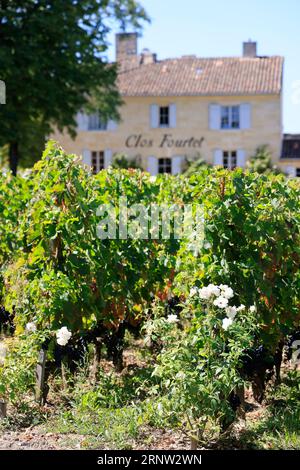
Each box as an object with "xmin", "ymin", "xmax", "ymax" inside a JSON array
[
  {"xmin": 171, "ymin": 156, "xmax": 183, "ymax": 175},
  {"xmin": 240, "ymin": 103, "xmax": 251, "ymax": 129},
  {"xmin": 213, "ymin": 149, "xmax": 223, "ymax": 166},
  {"xmin": 237, "ymin": 149, "xmax": 246, "ymax": 168},
  {"xmin": 285, "ymin": 166, "xmax": 296, "ymax": 177},
  {"xmin": 82, "ymin": 149, "xmax": 91, "ymax": 167},
  {"xmin": 107, "ymin": 120, "xmax": 117, "ymax": 131},
  {"xmin": 76, "ymin": 112, "xmax": 89, "ymax": 131},
  {"xmin": 104, "ymin": 149, "xmax": 113, "ymax": 168},
  {"xmin": 147, "ymin": 156, "xmax": 158, "ymax": 175},
  {"xmin": 209, "ymin": 104, "xmax": 221, "ymax": 130},
  {"xmin": 169, "ymin": 104, "xmax": 177, "ymax": 128},
  {"xmin": 150, "ymin": 104, "xmax": 159, "ymax": 128}
]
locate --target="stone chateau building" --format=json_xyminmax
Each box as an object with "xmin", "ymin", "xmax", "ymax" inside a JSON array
[{"xmin": 52, "ymin": 33, "xmax": 298, "ymax": 176}]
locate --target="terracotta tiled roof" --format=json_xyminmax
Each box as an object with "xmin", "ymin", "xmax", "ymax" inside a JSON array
[
  {"xmin": 117, "ymin": 56, "xmax": 283, "ymax": 97},
  {"xmin": 281, "ymin": 134, "xmax": 300, "ymax": 159}
]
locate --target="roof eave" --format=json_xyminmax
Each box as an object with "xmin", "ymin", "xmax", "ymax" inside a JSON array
[{"xmin": 120, "ymin": 91, "xmax": 282, "ymax": 98}]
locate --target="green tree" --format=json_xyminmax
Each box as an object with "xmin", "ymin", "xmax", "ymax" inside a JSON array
[
  {"xmin": 112, "ymin": 153, "xmax": 143, "ymax": 170},
  {"xmin": 182, "ymin": 153, "xmax": 209, "ymax": 176},
  {"xmin": 247, "ymin": 145, "xmax": 281, "ymax": 174},
  {"xmin": 0, "ymin": 0, "xmax": 149, "ymax": 174}
]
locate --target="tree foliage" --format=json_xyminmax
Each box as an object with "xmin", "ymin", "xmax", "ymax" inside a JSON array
[
  {"xmin": 112, "ymin": 153, "xmax": 143, "ymax": 170},
  {"xmin": 247, "ymin": 145, "xmax": 281, "ymax": 175},
  {"xmin": 0, "ymin": 0, "xmax": 149, "ymax": 173},
  {"xmin": 182, "ymin": 153, "xmax": 210, "ymax": 176}
]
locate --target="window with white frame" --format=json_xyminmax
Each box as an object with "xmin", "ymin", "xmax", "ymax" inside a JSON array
[
  {"xmin": 223, "ymin": 151, "xmax": 237, "ymax": 170},
  {"xmin": 91, "ymin": 151, "xmax": 105, "ymax": 174},
  {"xmin": 158, "ymin": 157, "xmax": 172, "ymax": 174},
  {"xmin": 159, "ymin": 106, "xmax": 169, "ymax": 127},
  {"xmin": 221, "ymin": 106, "xmax": 240, "ymax": 129},
  {"xmin": 296, "ymin": 168, "xmax": 300, "ymax": 177},
  {"xmin": 88, "ymin": 113, "xmax": 107, "ymax": 131}
]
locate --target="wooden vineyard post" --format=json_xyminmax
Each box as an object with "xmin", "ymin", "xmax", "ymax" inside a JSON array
[
  {"xmin": 0, "ymin": 340, "xmax": 7, "ymax": 417},
  {"xmin": 91, "ymin": 339, "xmax": 101, "ymax": 385},
  {"xmin": 0, "ymin": 400, "xmax": 7, "ymax": 419},
  {"xmin": 190, "ymin": 436, "xmax": 198, "ymax": 450},
  {"xmin": 61, "ymin": 360, "xmax": 67, "ymax": 391},
  {"xmin": 236, "ymin": 385, "xmax": 246, "ymax": 420},
  {"xmin": 36, "ymin": 349, "xmax": 47, "ymax": 406}
]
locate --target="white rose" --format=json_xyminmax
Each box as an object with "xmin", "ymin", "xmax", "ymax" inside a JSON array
[
  {"xmin": 237, "ymin": 304, "xmax": 245, "ymax": 312},
  {"xmin": 221, "ymin": 287, "xmax": 234, "ymax": 299},
  {"xmin": 190, "ymin": 287, "xmax": 198, "ymax": 297},
  {"xmin": 213, "ymin": 296, "xmax": 229, "ymax": 309},
  {"xmin": 199, "ymin": 286, "xmax": 212, "ymax": 300},
  {"xmin": 225, "ymin": 306, "xmax": 237, "ymax": 319},
  {"xmin": 57, "ymin": 337, "xmax": 69, "ymax": 346},
  {"xmin": 207, "ymin": 284, "xmax": 221, "ymax": 297},
  {"xmin": 56, "ymin": 326, "xmax": 72, "ymax": 346},
  {"xmin": 250, "ymin": 305, "xmax": 256, "ymax": 313},
  {"xmin": 166, "ymin": 314, "xmax": 179, "ymax": 324},
  {"xmin": 222, "ymin": 317, "xmax": 233, "ymax": 330},
  {"xmin": 25, "ymin": 322, "xmax": 37, "ymax": 333}
]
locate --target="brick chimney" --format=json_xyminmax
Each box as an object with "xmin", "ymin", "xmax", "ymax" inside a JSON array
[
  {"xmin": 116, "ymin": 32, "xmax": 138, "ymax": 62},
  {"xmin": 140, "ymin": 48, "xmax": 157, "ymax": 65},
  {"xmin": 243, "ymin": 40, "xmax": 257, "ymax": 58}
]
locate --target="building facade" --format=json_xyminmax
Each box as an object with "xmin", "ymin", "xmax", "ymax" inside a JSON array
[{"xmin": 52, "ymin": 33, "xmax": 288, "ymax": 176}]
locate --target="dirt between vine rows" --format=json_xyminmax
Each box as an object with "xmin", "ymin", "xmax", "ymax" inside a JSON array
[
  {"xmin": 0, "ymin": 406, "xmax": 265, "ymax": 450},
  {"xmin": 0, "ymin": 427, "xmax": 193, "ymax": 450},
  {"xmin": 0, "ymin": 394, "xmax": 265, "ymax": 450}
]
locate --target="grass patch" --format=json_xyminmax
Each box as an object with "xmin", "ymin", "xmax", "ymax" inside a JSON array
[
  {"xmin": 239, "ymin": 371, "xmax": 300, "ymax": 449},
  {"xmin": 0, "ymin": 401, "xmax": 47, "ymax": 432},
  {"xmin": 45, "ymin": 406, "xmax": 147, "ymax": 449}
]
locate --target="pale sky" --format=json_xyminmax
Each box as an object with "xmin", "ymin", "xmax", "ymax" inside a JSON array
[{"xmin": 106, "ymin": 0, "xmax": 300, "ymax": 133}]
